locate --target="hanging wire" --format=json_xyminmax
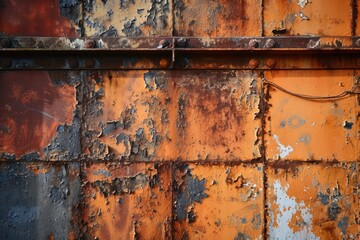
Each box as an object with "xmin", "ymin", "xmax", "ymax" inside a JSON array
[{"xmin": 262, "ymin": 77, "xmax": 360, "ymax": 100}]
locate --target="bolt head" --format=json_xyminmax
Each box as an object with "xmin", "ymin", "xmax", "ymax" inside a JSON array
[
  {"xmin": 85, "ymin": 58, "xmax": 95, "ymax": 68},
  {"xmin": 355, "ymin": 39, "xmax": 360, "ymax": 47},
  {"xmin": 176, "ymin": 38, "xmax": 187, "ymax": 48},
  {"xmin": 85, "ymin": 39, "xmax": 96, "ymax": 48},
  {"xmin": 265, "ymin": 58, "xmax": 277, "ymax": 69},
  {"xmin": 248, "ymin": 59, "xmax": 260, "ymax": 69},
  {"xmin": 249, "ymin": 39, "xmax": 259, "ymax": 48},
  {"xmin": 159, "ymin": 58, "xmax": 170, "ymax": 68},
  {"xmin": 265, "ymin": 39, "xmax": 277, "ymax": 48}
]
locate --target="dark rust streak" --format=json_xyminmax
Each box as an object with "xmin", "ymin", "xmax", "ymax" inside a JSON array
[
  {"xmin": 259, "ymin": 71, "xmax": 268, "ymax": 240},
  {"xmin": 351, "ymin": 0, "xmax": 358, "ymax": 36}
]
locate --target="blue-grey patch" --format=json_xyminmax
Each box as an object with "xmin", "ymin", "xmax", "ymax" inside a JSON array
[
  {"xmin": 251, "ymin": 214, "xmax": 262, "ymax": 229},
  {"xmin": 337, "ymin": 217, "xmax": 349, "ymax": 234},
  {"xmin": 241, "ymin": 218, "xmax": 247, "ymax": 224},
  {"xmin": 92, "ymin": 169, "xmax": 112, "ymax": 177},
  {"xmin": 343, "ymin": 121, "xmax": 353, "ymax": 130},
  {"xmin": 328, "ymin": 202, "xmax": 341, "ymax": 220},
  {"xmin": 287, "ymin": 116, "xmax": 306, "ymax": 129},
  {"xmin": 316, "ymin": 192, "xmax": 329, "ymax": 205},
  {"xmin": 280, "ymin": 120, "xmax": 286, "ymax": 128},
  {"xmin": 175, "ymin": 173, "xmax": 208, "ymax": 221},
  {"xmin": 234, "ymin": 232, "xmax": 250, "ymax": 240},
  {"xmin": 299, "ymin": 134, "xmax": 311, "ymax": 144}
]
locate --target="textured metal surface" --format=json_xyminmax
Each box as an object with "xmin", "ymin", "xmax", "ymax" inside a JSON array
[
  {"xmin": 82, "ymin": 70, "xmax": 261, "ymax": 161},
  {"xmin": 0, "ymin": 162, "xmax": 81, "ymax": 239},
  {"xmin": 0, "ymin": 71, "xmax": 81, "ymax": 161},
  {"xmin": 0, "ymin": 0, "xmax": 81, "ymax": 37},
  {"xmin": 1, "ymin": 0, "xmax": 360, "ymax": 239},
  {"xmin": 265, "ymin": 70, "xmax": 359, "ymax": 161},
  {"xmin": 267, "ymin": 162, "xmax": 359, "ymax": 239}
]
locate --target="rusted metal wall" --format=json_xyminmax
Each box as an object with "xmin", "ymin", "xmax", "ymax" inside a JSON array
[{"xmin": 0, "ymin": 0, "xmax": 359, "ymax": 239}]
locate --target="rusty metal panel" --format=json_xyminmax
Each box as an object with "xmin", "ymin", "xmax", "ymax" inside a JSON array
[
  {"xmin": 0, "ymin": 162, "xmax": 81, "ymax": 239},
  {"xmin": 83, "ymin": 70, "xmax": 261, "ymax": 161},
  {"xmin": 0, "ymin": 0, "xmax": 82, "ymax": 37},
  {"xmin": 265, "ymin": 70, "xmax": 359, "ymax": 161},
  {"xmin": 83, "ymin": 0, "xmax": 172, "ymax": 37},
  {"xmin": 267, "ymin": 162, "xmax": 359, "ymax": 239},
  {"xmin": 173, "ymin": 163, "xmax": 264, "ymax": 240},
  {"xmin": 81, "ymin": 162, "xmax": 172, "ymax": 239},
  {"xmin": 0, "ymin": 71, "xmax": 81, "ymax": 160},
  {"xmin": 263, "ymin": 0, "xmax": 353, "ymax": 36},
  {"xmin": 173, "ymin": 0, "xmax": 262, "ymax": 37}
]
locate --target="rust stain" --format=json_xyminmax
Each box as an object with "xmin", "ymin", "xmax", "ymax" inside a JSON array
[
  {"xmin": 265, "ymin": 70, "xmax": 359, "ymax": 161},
  {"xmin": 173, "ymin": 163, "xmax": 264, "ymax": 239},
  {"xmin": 0, "ymin": 71, "xmax": 76, "ymax": 159},
  {"xmin": 263, "ymin": 0, "xmax": 352, "ymax": 36},
  {"xmin": 81, "ymin": 162, "xmax": 172, "ymax": 239},
  {"xmin": 267, "ymin": 163, "xmax": 359, "ymax": 239},
  {"xmin": 83, "ymin": 0, "xmax": 172, "ymax": 37},
  {"xmin": 0, "ymin": 0, "xmax": 80, "ymax": 37},
  {"xmin": 83, "ymin": 70, "xmax": 262, "ymax": 161},
  {"xmin": 174, "ymin": 0, "xmax": 262, "ymax": 37}
]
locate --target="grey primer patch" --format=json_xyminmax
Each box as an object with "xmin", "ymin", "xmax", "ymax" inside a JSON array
[
  {"xmin": 59, "ymin": 0, "xmax": 81, "ymax": 23},
  {"xmin": 316, "ymin": 192, "xmax": 329, "ymax": 205},
  {"xmin": 92, "ymin": 169, "xmax": 112, "ymax": 177},
  {"xmin": 144, "ymin": 71, "xmax": 167, "ymax": 91},
  {"xmin": 287, "ymin": 115, "xmax": 306, "ymax": 129},
  {"xmin": 92, "ymin": 173, "xmax": 148, "ymax": 197},
  {"xmin": 337, "ymin": 217, "xmax": 349, "ymax": 234},
  {"xmin": 175, "ymin": 170, "xmax": 208, "ymax": 221},
  {"xmin": 343, "ymin": 121, "xmax": 353, "ymax": 130},
  {"xmin": 234, "ymin": 232, "xmax": 250, "ymax": 240},
  {"xmin": 0, "ymin": 162, "xmax": 81, "ymax": 240},
  {"xmin": 43, "ymin": 115, "xmax": 81, "ymax": 160},
  {"xmin": 328, "ymin": 202, "xmax": 341, "ymax": 220}
]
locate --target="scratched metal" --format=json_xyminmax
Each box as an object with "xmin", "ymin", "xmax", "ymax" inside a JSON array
[
  {"xmin": 265, "ymin": 70, "xmax": 359, "ymax": 161},
  {"xmin": 173, "ymin": 0, "xmax": 262, "ymax": 37},
  {"xmin": 267, "ymin": 162, "xmax": 359, "ymax": 239},
  {"xmin": 81, "ymin": 162, "xmax": 172, "ymax": 239},
  {"xmin": 0, "ymin": 71, "xmax": 81, "ymax": 161},
  {"xmin": 82, "ymin": 70, "xmax": 261, "ymax": 161},
  {"xmin": 0, "ymin": 0, "xmax": 81, "ymax": 37},
  {"xmin": 173, "ymin": 163, "xmax": 264, "ymax": 240},
  {"xmin": 0, "ymin": 162, "xmax": 81, "ymax": 240},
  {"xmin": 263, "ymin": 0, "xmax": 353, "ymax": 36},
  {"xmin": 83, "ymin": 0, "xmax": 172, "ymax": 37}
]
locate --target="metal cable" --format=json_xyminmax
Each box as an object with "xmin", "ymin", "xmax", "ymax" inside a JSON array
[{"xmin": 262, "ymin": 78, "xmax": 360, "ymax": 100}]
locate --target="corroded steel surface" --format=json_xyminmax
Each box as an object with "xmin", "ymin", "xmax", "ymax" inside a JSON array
[
  {"xmin": 82, "ymin": 70, "xmax": 261, "ymax": 161},
  {"xmin": 81, "ymin": 162, "xmax": 172, "ymax": 239},
  {"xmin": 267, "ymin": 162, "xmax": 359, "ymax": 239},
  {"xmin": 0, "ymin": 0, "xmax": 81, "ymax": 37},
  {"xmin": 265, "ymin": 70, "xmax": 359, "ymax": 161},
  {"xmin": 0, "ymin": 71, "xmax": 80, "ymax": 160},
  {"xmin": 0, "ymin": 0, "xmax": 360, "ymax": 239},
  {"xmin": 263, "ymin": 0, "xmax": 353, "ymax": 36},
  {"xmin": 173, "ymin": 163, "xmax": 264, "ymax": 239},
  {"xmin": 0, "ymin": 162, "xmax": 81, "ymax": 239}
]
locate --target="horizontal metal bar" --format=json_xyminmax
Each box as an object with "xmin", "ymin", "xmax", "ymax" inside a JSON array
[
  {"xmin": 2, "ymin": 36, "xmax": 360, "ymax": 49},
  {"xmin": 1, "ymin": 37, "xmax": 360, "ymax": 70}
]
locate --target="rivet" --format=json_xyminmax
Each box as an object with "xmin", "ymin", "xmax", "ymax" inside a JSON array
[
  {"xmin": 158, "ymin": 39, "xmax": 170, "ymax": 48},
  {"xmin": 0, "ymin": 59, "xmax": 12, "ymax": 68},
  {"xmin": 248, "ymin": 59, "xmax": 260, "ymax": 69},
  {"xmin": 249, "ymin": 39, "xmax": 259, "ymax": 48},
  {"xmin": 265, "ymin": 39, "xmax": 277, "ymax": 48},
  {"xmin": 68, "ymin": 58, "xmax": 79, "ymax": 68},
  {"xmin": 159, "ymin": 58, "xmax": 170, "ymax": 68},
  {"xmin": 85, "ymin": 58, "xmax": 95, "ymax": 68},
  {"xmin": 176, "ymin": 38, "xmax": 187, "ymax": 48},
  {"xmin": 0, "ymin": 38, "xmax": 10, "ymax": 48},
  {"xmin": 265, "ymin": 58, "xmax": 277, "ymax": 69},
  {"xmin": 85, "ymin": 39, "xmax": 96, "ymax": 48},
  {"xmin": 355, "ymin": 39, "xmax": 360, "ymax": 47}
]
